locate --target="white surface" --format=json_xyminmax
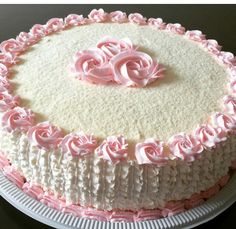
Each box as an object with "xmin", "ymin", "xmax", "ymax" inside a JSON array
[{"xmin": 0, "ymin": 171, "xmax": 236, "ymax": 229}]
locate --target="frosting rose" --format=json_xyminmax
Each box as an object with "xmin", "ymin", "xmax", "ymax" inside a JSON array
[
  {"xmin": 228, "ymin": 79, "xmax": 236, "ymax": 95},
  {"xmin": 27, "ymin": 121, "xmax": 62, "ymax": 149},
  {"xmin": 96, "ymin": 37, "xmax": 134, "ymax": 60},
  {"xmin": 72, "ymin": 48, "xmax": 113, "ymax": 84},
  {"xmin": 0, "ymin": 39, "xmax": 24, "ymax": 55},
  {"xmin": 211, "ymin": 112, "xmax": 236, "ymax": 134},
  {"xmin": 218, "ymin": 51, "xmax": 236, "ymax": 66},
  {"xmin": 227, "ymin": 66, "xmax": 236, "ymax": 80},
  {"xmin": 16, "ymin": 32, "xmax": 36, "ymax": 47},
  {"xmin": 185, "ymin": 30, "xmax": 206, "ymax": 42},
  {"xmin": 95, "ymin": 136, "xmax": 128, "ymax": 164},
  {"xmin": 45, "ymin": 18, "xmax": 64, "ymax": 34},
  {"xmin": 30, "ymin": 24, "xmax": 46, "ymax": 39},
  {"xmin": 135, "ymin": 138, "xmax": 169, "ymax": 165},
  {"xmin": 0, "ymin": 90, "xmax": 20, "ymax": 112},
  {"xmin": 110, "ymin": 50, "xmax": 164, "ymax": 87},
  {"xmin": 61, "ymin": 132, "xmax": 97, "ymax": 157},
  {"xmin": 88, "ymin": 8, "xmax": 108, "ymax": 22},
  {"xmin": 0, "ymin": 63, "xmax": 9, "ymax": 77},
  {"xmin": 109, "ymin": 11, "xmax": 127, "ymax": 23},
  {"xmin": 0, "ymin": 76, "xmax": 11, "ymax": 91},
  {"xmin": 202, "ymin": 39, "xmax": 221, "ymax": 55},
  {"xmin": 0, "ymin": 52, "xmax": 18, "ymax": 66},
  {"xmin": 194, "ymin": 124, "xmax": 227, "ymax": 149},
  {"xmin": 168, "ymin": 133, "xmax": 203, "ymax": 162},
  {"xmin": 64, "ymin": 14, "xmax": 86, "ymax": 26},
  {"xmin": 223, "ymin": 95, "xmax": 236, "ymax": 114},
  {"xmin": 166, "ymin": 23, "xmax": 185, "ymax": 35},
  {"xmin": 128, "ymin": 13, "xmax": 147, "ymax": 25},
  {"xmin": 147, "ymin": 18, "xmax": 166, "ymax": 29},
  {"xmin": 2, "ymin": 106, "xmax": 34, "ymax": 132}
]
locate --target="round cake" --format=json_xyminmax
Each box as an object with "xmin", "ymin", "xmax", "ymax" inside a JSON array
[{"xmin": 0, "ymin": 9, "xmax": 236, "ymax": 222}]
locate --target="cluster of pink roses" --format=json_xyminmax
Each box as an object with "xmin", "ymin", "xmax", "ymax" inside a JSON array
[{"xmin": 72, "ymin": 37, "xmax": 164, "ymax": 87}]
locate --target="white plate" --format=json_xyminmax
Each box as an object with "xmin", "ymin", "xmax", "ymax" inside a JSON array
[{"xmin": 0, "ymin": 171, "xmax": 236, "ymax": 229}]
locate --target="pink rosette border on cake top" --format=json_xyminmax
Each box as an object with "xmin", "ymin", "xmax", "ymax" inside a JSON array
[{"xmin": 0, "ymin": 8, "xmax": 235, "ymax": 165}]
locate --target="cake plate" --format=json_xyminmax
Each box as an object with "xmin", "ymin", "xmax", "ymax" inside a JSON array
[{"xmin": 0, "ymin": 171, "xmax": 236, "ymax": 229}]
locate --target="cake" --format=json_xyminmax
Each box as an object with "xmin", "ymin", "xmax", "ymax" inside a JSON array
[{"xmin": 0, "ymin": 8, "xmax": 236, "ymax": 222}]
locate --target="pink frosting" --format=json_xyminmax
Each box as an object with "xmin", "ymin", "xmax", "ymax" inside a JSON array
[
  {"xmin": 218, "ymin": 174, "xmax": 230, "ymax": 187},
  {"xmin": 168, "ymin": 133, "xmax": 203, "ymax": 162},
  {"xmin": 184, "ymin": 193, "xmax": 204, "ymax": 210},
  {"xmin": 0, "ymin": 51, "xmax": 18, "ymax": 66},
  {"xmin": 0, "ymin": 63, "xmax": 9, "ymax": 77},
  {"xmin": 0, "ymin": 38, "xmax": 24, "ymax": 55},
  {"xmin": 201, "ymin": 184, "xmax": 220, "ymax": 199},
  {"xmin": 211, "ymin": 112, "xmax": 236, "ymax": 134},
  {"xmin": 0, "ymin": 151, "xmax": 10, "ymax": 168},
  {"xmin": 16, "ymin": 32, "xmax": 36, "ymax": 47},
  {"xmin": 202, "ymin": 39, "xmax": 221, "ymax": 55},
  {"xmin": 2, "ymin": 166, "xmax": 25, "ymax": 188},
  {"xmin": 40, "ymin": 194, "xmax": 66, "ymax": 211},
  {"xmin": 135, "ymin": 209, "xmax": 162, "ymax": 221},
  {"xmin": 2, "ymin": 106, "xmax": 34, "ymax": 132},
  {"xmin": 61, "ymin": 132, "xmax": 97, "ymax": 157},
  {"xmin": 0, "ymin": 75, "xmax": 11, "ymax": 91},
  {"xmin": 161, "ymin": 201, "xmax": 185, "ymax": 217},
  {"xmin": 27, "ymin": 121, "xmax": 62, "ymax": 149},
  {"xmin": 194, "ymin": 124, "xmax": 227, "ymax": 149},
  {"xmin": 96, "ymin": 37, "xmax": 134, "ymax": 60},
  {"xmin": 185, "ymin": 30, "xmax": 206, "ymax": 42},
  {"xmin": 29, "ymin": 24, "xmax": 46, "ymax": 39},
  {"xmin": 22, "ymin": 182, "xmax": 44, "ymax": 200},
  {"xmin": 45, "ymin": 18, "xmax": 64, "ymax": 34},
  {"xmin": 223, "ymin": 95, "xmax": 236, "ymax": 114},
  {"xmin": 64, "ymin": 14, "xmax": 86, "ymax": 26},
  {"xmin": 88, "ymin": 9, "xmax": 108, "ymax": 22},
  {"xmin": 61, "ymin": 204, "xmax": 83, "ymax": 217},
  {"xmin": 84, "ymin": 208, "xmax": 108, "ymax": 221},
  {"xmin": 109, "ymin": 11, "xmax": 127, "ymax": 23},
  {"xmin": 218, "ymin": 51, "xmax": 236, "ymax": 66},
  {"xmin": 166, "ymin": 23, "xmax": 185, "ymax": 35},
  {"xmin": 147, "ymin": 18, "xmax": 166, "ymax": 29},
  {"xmin": 72, "ymin": 48, "xmax": 113, "ymax": 84},
  {"xmin": 109, "ymin": 211, "xmax": 134, "ymax": 222},
  {"xmin": 110, "ymin": 50, "xmax": 164, "ymax": 87},
  {"xmin": 227, "ymin": 66, "xmax": 236, "ymax": 80},
  {"xmin": 228, "ymin": 79, "xmax": 236, "ymax": 95},
  {"xmin": 128, "ymin": 13, "xmax": 147, "ymax": 25},
  {"xmin": 135, "ymin": 138, "xmax": 169, "ymax": 165},
  {"xmin": 231, "ymin": 159, "xmax": 236, "ymax": 169},
  {"xmin": 95, "ymin": 136, "xmax": 128, "ymax": 164},
  {"xmin": 0, "ymin": 90, "xmax": 20, "ymax": 112}
]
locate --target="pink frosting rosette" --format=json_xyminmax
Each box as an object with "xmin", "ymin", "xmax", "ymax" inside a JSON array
[
  {"xmin": 29, "ymin": 24, "xmax": 46, "ymax": 39},
  {"xmin": 88, "ymin": 8, "xmax": 108, "ymax": 22},
  {"xmin": 109, "ymin": 11, "xmax": 127, "ymax": 23},
  {"xmin": 61, "ymin": 132, "xmax": 97, "ymax": 157},
  {"xmin": 227, "ymin": 66, "xmax": 236, "ymax": 80},
  {"xmin": 202, "ymin": 39, "xmax": 221, "ymax": 55},
  {"xmin": 27, "ymin": 121, "xmax": 62, "ymax": 149},
  {"xmin": 0, "ymin": 90, "xmax": 20, "ymax": 112},
  {"xmin": 0, "ymin": 63, "xmax": 9, "ymax": 77},
  {"xmin": 45, "ymin": 18, "xmax": 64, "ymax": 34},
  {"xmin": 16, "ymin": 32, "xmax": 36, "ymax": 47},
  {"xmin": 135, "ymin": 138, "xmax": 169, "ymax": 166},
  {"xmin": 218, "ymin": 51, "xmax": 236, "ymax": 66},
  {"xmin": 228, "ymin": 79, "xmax": 236, "ymax": 95},
  {"xmin": 0, "ymin": 38, "xmax": 24, "ymax": 55},
  {"xmin": 147, "ymin": 18, "xmax": 166, "ymax": 29},
  {"xmin": 211, "ymin": 112, "xmax": 236, "ymax": 134},
  {"xmin": 64, "ymin": 14, "xmax": 86, "ymax": 26},
  {"xmin": 110, "ymin": 50, "xmax": 164, "ymax": 87},
  {"xmin": 2, "ymin": 106, "xmax": 34, "ymax": 132},
  {"xmin": 166, "ymin": 23, "xmax": 185, "ymax": 35},
  {"xmin": 128, "ymin": 13, "xmax": 147, "ymax": 25},
  {"xmin": 185, "ymin": 30, "xmax": 206, "ymax": 42},
  {"xmin": 72, "ymin": 48, "xmax": 113, "ymax": 84},
  {"xmin": 95, "ymin": 135, "xmax": 128, "ymax": 164},
  {"xmin": 194, "ymin": 124, "xmax": 227, "ymax": 149},
  {"xmin": 96, "ymin": 37, "xmax": 134, "ymax": 60},
  {"xmin": 223, "ymin": 95, "xmax": 236, "ymax": 114},
  {"xmin": 168, "ymin": 133, "xmax": 203, "ymax": 162},
  {"xmin": 0, "ymin": 51, "xmax": 18, "ymax": 66},
  {"xmin": 0, "ymin": 76, "xmax": 11, "ymax": 91}
]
